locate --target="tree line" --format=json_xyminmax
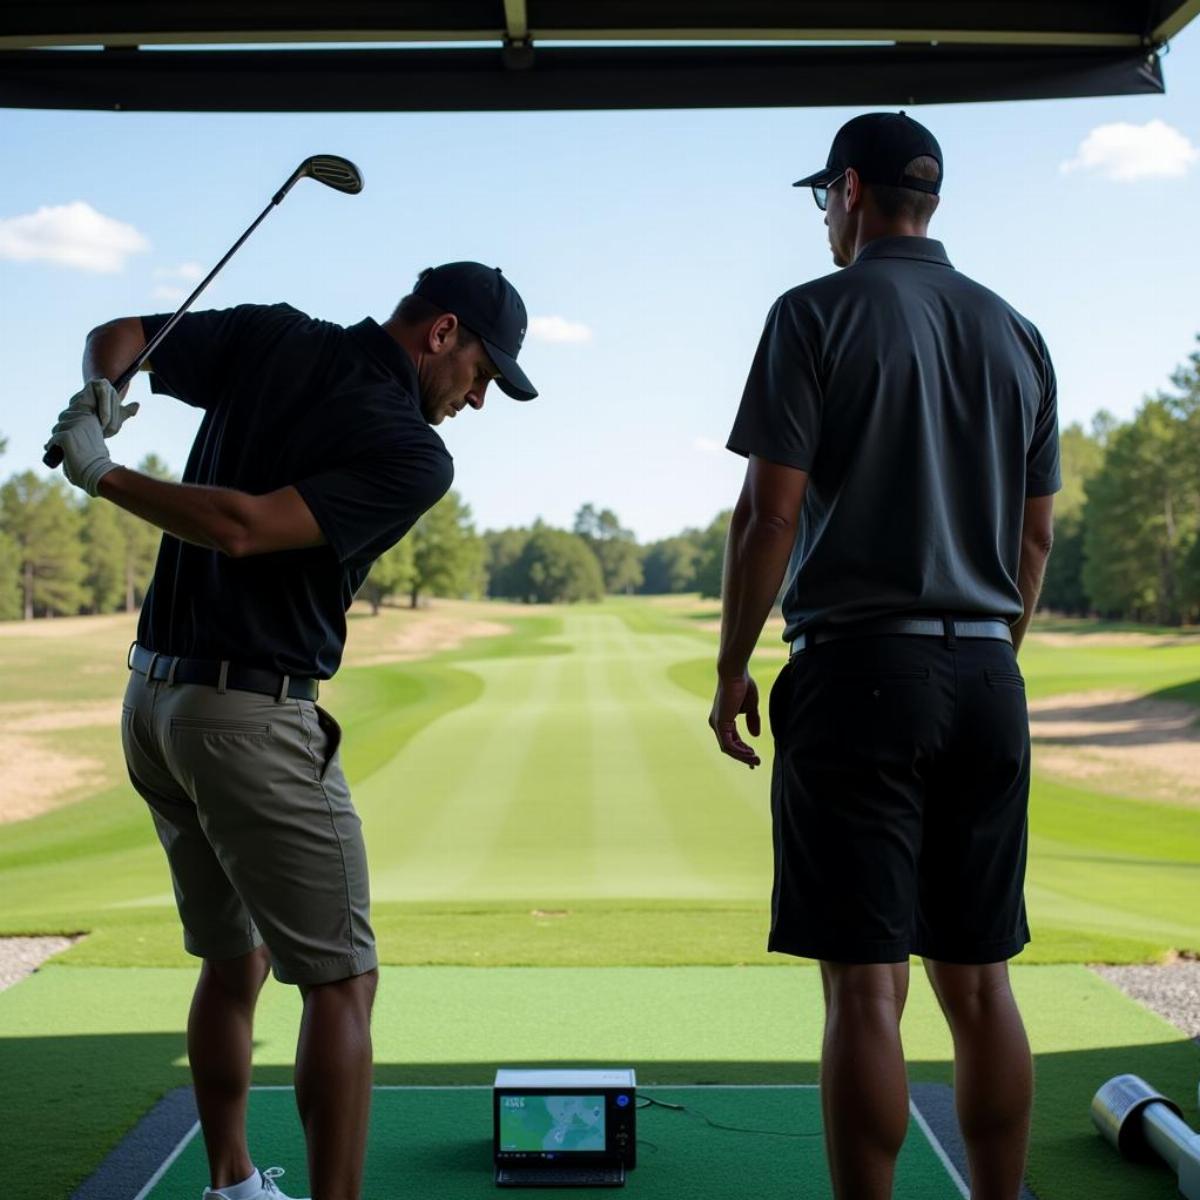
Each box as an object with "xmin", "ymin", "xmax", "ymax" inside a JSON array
[
  {"xmin": 3, "ymin": 335, "xmax": 1198, "ymax": 622},
  {"xmin": 1041, "ymin": 337, "xmax": 1200, "ymax": 625}
]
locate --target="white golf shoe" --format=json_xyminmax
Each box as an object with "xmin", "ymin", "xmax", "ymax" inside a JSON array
[{"xmin": 202, "ymin": 1166, "xmax": 308, "ymax": 1200}]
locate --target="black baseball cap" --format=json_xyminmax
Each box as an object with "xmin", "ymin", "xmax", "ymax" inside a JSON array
[
  {"xmin": 793, "ymin": 111, "xmax": 943, "ymax": 194},
  {"xmin": 414, "ymin": 261, "xmax": 537, "ymax": 401}
]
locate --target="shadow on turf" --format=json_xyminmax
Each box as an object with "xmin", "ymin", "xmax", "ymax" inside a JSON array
[{"xmin": 6, "ymin": 1033, "xmax": 1198, "ymax": 1200}]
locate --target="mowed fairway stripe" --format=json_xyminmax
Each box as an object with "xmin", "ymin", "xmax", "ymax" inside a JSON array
[
  {"xmin": 351, "ymin": 611, "xmax": 774, "ymax": 901},
  {"xmin": 586, "ymin": 615, "xmax": 772, "ymax": 896},
  {"xmin": 355, "ymin": 652, "xmax": 567, "ymax": 898}
]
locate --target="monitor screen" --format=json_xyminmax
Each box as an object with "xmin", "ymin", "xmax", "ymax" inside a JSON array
[{"xmin": 498, "ymin": 1094, "xmax": 607, "ymax": 1153}]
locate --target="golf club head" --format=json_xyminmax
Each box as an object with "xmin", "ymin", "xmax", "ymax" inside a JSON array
[{"xmin": 301, "ymin": 155, "xmax": 364, "ymax": 194}]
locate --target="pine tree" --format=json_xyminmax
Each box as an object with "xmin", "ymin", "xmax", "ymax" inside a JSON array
[{"xmin": 0, "ymin": 472, "xmax": 86, "ymax": 618}]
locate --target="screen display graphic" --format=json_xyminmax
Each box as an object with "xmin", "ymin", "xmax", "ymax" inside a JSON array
[{"xmin": 500, "ymin": 1094, "xmax": 606, "ymax": 1152}]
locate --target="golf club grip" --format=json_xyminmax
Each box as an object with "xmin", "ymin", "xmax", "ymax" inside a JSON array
[{"xmin": 41, "ymin": 362, "xmax": 140, "ymax": 469}]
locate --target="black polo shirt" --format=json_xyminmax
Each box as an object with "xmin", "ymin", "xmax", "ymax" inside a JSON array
[
  {"xmin": 136, "ymin": 303, "xmax": 453, "ymax": 678},
  {"xmin": 728, "ymin": 236, "xmax": 1061, "ymax": 642}
]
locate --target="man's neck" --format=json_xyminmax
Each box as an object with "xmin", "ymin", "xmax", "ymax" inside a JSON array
[
  {"xmin": 380, "ymin": 316, "xmax": 421, "ymax": 370},
  {"xmin": 852, "ymin": 220, "xmax": 931, "ymax": 262}
]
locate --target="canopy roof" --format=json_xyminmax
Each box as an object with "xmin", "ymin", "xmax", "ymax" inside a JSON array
[{"xmin": 1, "ymin": 2, "xmax": 1197, "ymax": 110}]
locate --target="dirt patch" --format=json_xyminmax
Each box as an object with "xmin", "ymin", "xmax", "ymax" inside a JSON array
[
  {"xmin": 342, "ymin": 607, "xmax": 511, "ymax": 667},
  {"xmin": 1029, "ymin": 690, "xmax": 1200, "ymax": 807},
  {"xmin": 0, "ymin": 701, "xmax": 118, "ymax": 824},
  {"xmin": 0, "ymin": 699, "xmax": 119, "ymax": 733},
  {"xmin": 1030, "ymin": 631, "xmax": 1200, "ymax": 648},
  {"xmin": 0, "ymin": 613, "xmax": 134, "ymax": 640}
]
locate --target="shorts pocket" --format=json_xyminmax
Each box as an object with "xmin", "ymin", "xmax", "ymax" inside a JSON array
[
  {"xmin": 169, "ymin": 716, "xmax": 272, "ymax": 737},
  {"xmin": 985, "ymin": 669, "xmax": 1025, "ymax": 690},
  {"xmin": 309, "ymin": 704, "xmax": 344, "ymax": 781}
]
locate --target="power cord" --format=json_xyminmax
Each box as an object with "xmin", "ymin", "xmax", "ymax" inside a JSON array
[{"xmin": 636, "ymin": 1094, "xmax": 824, "ymax": 1140}]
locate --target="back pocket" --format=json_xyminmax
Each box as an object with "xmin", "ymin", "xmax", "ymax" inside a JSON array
[
  {"xmin": 985, "ymin": 669, "xmax": 1025, "ymax": 690},
  {"xmin": 169, "ymin": 717, "xmax": 272, "ymax": 737}
]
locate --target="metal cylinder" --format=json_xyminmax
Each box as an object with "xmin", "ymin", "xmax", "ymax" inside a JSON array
[
  {"xmin": 1091, "ymin": 1074, "xmax": 1183, "ymax": 1160},
  {"xmin": 1143, "ymin": 1101, "xmax": 1197, "ymax": 1173}
]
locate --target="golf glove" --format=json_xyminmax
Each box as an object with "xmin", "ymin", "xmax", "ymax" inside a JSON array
[
  {"xmin": 44, "ymin": 407, "xmax": 120, "ymax": 497},
  {"xmin": 68, "ymin": 378, "xmax": 140, "ymax": 438}
]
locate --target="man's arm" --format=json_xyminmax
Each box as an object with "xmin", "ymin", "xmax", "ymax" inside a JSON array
[
  {"xmin": 1011, "ymin": 494, "xmax": 1054, "ymax": 654},
  {"xmin": 710, "ymin": 455, "xmax": 809, "ymax": 767},
  {"xmin": 83, "ymin": 317, "xmax": 148, "ymax": 396},
  {"xmin": 98, "ymin": 469, "xmax": 325, "ymax": 558}
]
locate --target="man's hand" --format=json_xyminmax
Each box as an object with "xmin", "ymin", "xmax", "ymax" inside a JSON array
[
  {"xmin": 68, "ymin": 378, "xmax": 140, "ymax": 438},
  {"xmin": 709, "ymin": 672, "xmax": 762, "ymax": 768},
  {"xmin": 44, "ymin": 406, "xmax": 121, "ymax": 497}
]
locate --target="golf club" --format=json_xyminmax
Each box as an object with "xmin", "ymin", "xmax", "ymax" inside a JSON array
[{"xmin": 43, "ymin": 154, "xmax": 364, "ymax": 469}]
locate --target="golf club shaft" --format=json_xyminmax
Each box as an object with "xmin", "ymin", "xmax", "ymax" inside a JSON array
[{"xmin": 43, "ymin": 194, "xmax": 283, "ymax": 469}]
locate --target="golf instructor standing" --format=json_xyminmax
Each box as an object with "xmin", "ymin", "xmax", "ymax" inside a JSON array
[
  {"xmin": 710, "ymin": 114, "xmax": 1058, "ymax": 1200},
  {"xmin": 44, "ymin": 263, "xmax": 537, "ymax": 1200}
]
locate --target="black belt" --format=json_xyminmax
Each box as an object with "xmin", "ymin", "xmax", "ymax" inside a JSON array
[
  {"xmin": 128, "ymin": 643, "xmax": 320, "ymax": 701},
  {"xmin": 789, "ymin": 617, "xmax": 1013, "ymax": 656}
]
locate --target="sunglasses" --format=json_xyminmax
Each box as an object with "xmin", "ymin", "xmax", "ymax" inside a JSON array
[{"xmin": 812, "ymin": 172, "xmax": 846, "ymax": 212}]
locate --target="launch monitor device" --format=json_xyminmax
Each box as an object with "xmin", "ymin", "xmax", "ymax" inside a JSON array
[{"xmin": 493, "ymin": 1069, "xmax": 637, "ymax": 1188}]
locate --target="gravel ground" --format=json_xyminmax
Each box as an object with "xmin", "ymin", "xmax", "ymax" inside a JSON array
[
  {"xmin": 1092, "ymin": 961, "xmax": 1200, "ymax": 1043},
  {"xmin": 0, "ymin": 936, "xmax": 79, "ymax": 991},
  {"xmin": 0, "ymin": 939, "xmax": 1197, "ymax": 1045}
]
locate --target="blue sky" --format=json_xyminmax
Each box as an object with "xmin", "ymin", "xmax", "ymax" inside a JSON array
[{"xmin": 2, "ymin": 25, "xmax": 1199, "ymax": 542}]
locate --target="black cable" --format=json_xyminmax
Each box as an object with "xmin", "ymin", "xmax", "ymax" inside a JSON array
[{"xmin": 636, "ymin": 1094, "xmax": 824, "ymax": 1140}]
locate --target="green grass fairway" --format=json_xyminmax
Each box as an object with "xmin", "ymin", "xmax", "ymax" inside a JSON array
[
  {"xmin": 2, "ymin": 599, "xmax": 1198, "ymax": 964},
  {"xmin": 2, "ymin": 964, "xmax": 1196, "ymax": 1200}
]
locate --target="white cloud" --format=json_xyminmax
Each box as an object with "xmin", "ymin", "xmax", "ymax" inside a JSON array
[
  {"xmin": 151, "ymin": 284, "xmax": 188, "ymax": 303},
  {"xmin": 154, "ymin": 261, "xmax": 205, "ymax": 282},
  {"xmin": 529, "ymin": 315, "xmax": 593, "ymax": 344},
  {"xmin": 1060, "ymin": 120, "xmax": 1199, "ymax": 182},
  {"xmin": 0, "ymin": 201, "xmax": 150, "ymax": 272},
  {"xmin": 693, "ymin": 436, "xmax": 724, "ymax": 454}
]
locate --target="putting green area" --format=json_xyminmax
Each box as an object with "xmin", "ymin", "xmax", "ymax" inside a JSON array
[
  {"xmin": 3, "ymin": 964, "xmax": 1197, "ymax": 1199},
  {"xmin": 142, "ymin": 1086, "xmax": 964, "ymax": 1199}
]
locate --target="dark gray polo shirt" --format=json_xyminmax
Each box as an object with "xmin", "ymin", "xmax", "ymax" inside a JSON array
[{"xmin": 727, "ymin": 235, "xmax": 1060, "ymax": 641}]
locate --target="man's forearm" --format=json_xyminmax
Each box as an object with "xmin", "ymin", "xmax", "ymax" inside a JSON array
[
  {"xmin": 1012, "ymin": 542, "xmax": 1052, "ymax": 654},
  {"xmin": 98, "ymin": 467, "xmax": 257, "ymax": 557},
  {"xmin": 716, "ymin": 502, "xmax": 795, "ymax": 677}
]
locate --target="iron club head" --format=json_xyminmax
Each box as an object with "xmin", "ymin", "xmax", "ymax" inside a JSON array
[
  {"xmin": 272, "ymin": 155, "xmax": 364, "ymax": 204},
  {"xmin": 301, "ymin": 155, "xmax": 364, "ymax": 194}
]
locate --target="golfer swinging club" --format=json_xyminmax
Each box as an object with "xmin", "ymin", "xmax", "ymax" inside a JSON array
[
  {"xmin": 44, "ymin": 263, "xmax": 537, "ymax": 1200},
  {"xmin": 710, "ymin": 113, "xmax": 1059, "ymax": 1200}
]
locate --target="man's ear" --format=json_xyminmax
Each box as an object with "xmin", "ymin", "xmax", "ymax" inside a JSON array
[
  {"xmin": 427, "ymin": 312, "xmax": 459, "ymax": 355},
  {"xmin": 843, "ymin": 167, "xmax": 863, "ymax": 212}
]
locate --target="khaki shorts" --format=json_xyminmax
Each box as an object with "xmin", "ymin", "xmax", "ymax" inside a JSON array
[{"xmin": 121, "ymin": 667, "xmax": 377, "ymax": 986}]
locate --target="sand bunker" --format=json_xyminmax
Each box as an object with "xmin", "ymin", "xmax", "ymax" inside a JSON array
[
  {"xmin": 0, "ymin": 701, "xmax": 117, "ymax": 824},
  {"xmin": 1029, "ymin": 690, "xmax": 1200, "ymax": 807}
]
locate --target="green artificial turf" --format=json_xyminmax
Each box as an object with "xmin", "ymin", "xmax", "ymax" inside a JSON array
[
  {"xmin": 148, "ymin": 1086, "xmax": 961, "ymax": 1200},
  {"xmin": 2, "ymin": 964, "xmax": 1197, "ymax": 1200}
]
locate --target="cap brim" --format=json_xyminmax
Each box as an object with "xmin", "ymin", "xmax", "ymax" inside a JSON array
[
  {"xmin": 482, "ymin": 337, "xmax": 538, "ymax": 401},
  {"xmin": 792, "ymin": 166, "xmax": 842, "ymax": 188}
]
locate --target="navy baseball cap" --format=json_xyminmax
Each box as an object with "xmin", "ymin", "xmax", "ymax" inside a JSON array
[
  {"xmin": 414, "ymin": 261, "xmax": 537, "ymax": 401},
  {"xmin": 793, "ymin": 111, "xmax": 943, "ymax": 194}
]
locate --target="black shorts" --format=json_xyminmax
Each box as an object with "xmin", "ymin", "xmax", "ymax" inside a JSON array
[{"xmin": 767, "ymin": 632, "xmax": 1031, "ymax": 965}]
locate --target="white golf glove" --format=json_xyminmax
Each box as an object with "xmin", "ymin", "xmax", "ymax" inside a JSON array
[
  {"xmin": 44, "ymin": 406, "xmax": 121, "ymax": 497},
  {"xmin": 68, "ymin": 378, "xmax": 140, "ymax": 438}
]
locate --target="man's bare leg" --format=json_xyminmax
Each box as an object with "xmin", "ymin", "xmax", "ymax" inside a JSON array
[
  {"xmin": 295, "ymin": 969, "xmax": 379, "ymax": 1200},
  {"xmin": 923, "ymin": 960, "xmax": 1032, "ymax": 1200},
  {"xmin": 819, "ymin": 961, "xmax": 911, "ymax": 1200},
  {"xmin": 189, "ymin": 945, "xmax": 273, "ymax": 1190}
]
